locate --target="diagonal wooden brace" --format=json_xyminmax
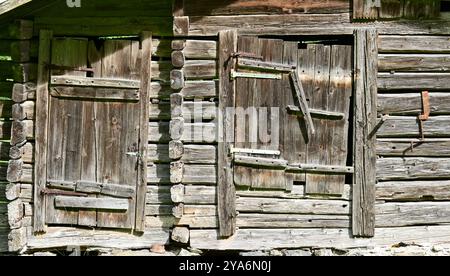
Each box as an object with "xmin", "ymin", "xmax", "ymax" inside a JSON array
[{"xmin": 290, "ymin": 71, "xmax": 315, "ymax": 139}]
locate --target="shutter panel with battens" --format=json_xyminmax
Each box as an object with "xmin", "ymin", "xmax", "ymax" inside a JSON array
[
  {"xmin": 34, "ymin": 33, "xmax": 151, "ymax": 232},
  {"xmin": 230, "ymin": 36, "xmax": 353, "ymax": 196}
]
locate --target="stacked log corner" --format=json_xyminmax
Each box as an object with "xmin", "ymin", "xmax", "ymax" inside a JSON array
[
  {"xmin": 1, "ymin": 20, "xmax": 35, "ymax": 253},
  {"xmin": 169, "ymin": 40, "xmax": 188, "ymax": 244}
]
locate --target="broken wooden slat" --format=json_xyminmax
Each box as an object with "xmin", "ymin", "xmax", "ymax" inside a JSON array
[
  {"xmin": 54, "ymin": 196, "xmax": 129, "ymax": 211},
  {"xmin": 234, "ymin": 155, "xmax": 287, "ymax": 169},
  {"xmin": 287, "ymin": 105, "xmax": 345, "ymax": 120},
  {"xmin": 50, "ymin": 86, "xmax": 140, "ymax": 101},
  {"xmin": 287, "ymin": 164, "xmax": 354, "ymax": 174},
  {"xmin": 237, "ymin": 57, "xmax": 295, "ymax": 72},
  {"xmin": 51, "ymin": 76, "xmax": 141, "ymax": 89},
  {"xmin": 290, "ymin": 71, "xmax": 315, "ymax": 138}
]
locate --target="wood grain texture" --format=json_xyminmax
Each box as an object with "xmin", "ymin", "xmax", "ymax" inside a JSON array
[
  {"xmin": 377, "ymin": 116, "xmax": 450, "ymax": 138},
  {"xmin": 378, "ymin": 35, "xmax": 450, "ymax": 53},
  {"xmin": 33, "ymin": 29, "xmax": 52, "ymax": 233},
  {"xmin": 377, "ymin": 180, "xmax": 450, "ymax": 201},
  {"xmin": 377, "ymin": 157, "xmax": 450, "ymax": 180},
  {"xmin": 378, "ymin": 73, "xmax": 450, "ymax": 90},
  {"xmin": 136, "ymin": 31, "xmax": 152, "ymax": 232},
  {"xmin": 190, "ymin": 225, "xmax": 450, "ymax": 250},
  {"xmin": 182, "ymin": 0, "xmax": 350, "ymax": 15},
  {"xmin": 378, "ymin": 93, "xmax": 450, "ymax": 115},
  {"xmin": 377, "ymin": 139, "xmax": 450, "ymax": 157},
  {"xmin": 218, "ymin": 30, "xmax": 237, "ymax": 237},
  {"xmin": 353, "ymin": 29, "xmax": 378, "ymax": 237}
]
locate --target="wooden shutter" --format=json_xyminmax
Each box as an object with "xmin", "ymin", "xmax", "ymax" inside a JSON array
[
  {"xmin": 233, "ymin": 37, "xmax": 292, "ymax": 191},
  {"xmin": 231, "ymin": 36, "xmax": 353, "ymax": 195},
  {"xmin": 34, "ymin": 33, "xmax": 151, "ymax": 232}
]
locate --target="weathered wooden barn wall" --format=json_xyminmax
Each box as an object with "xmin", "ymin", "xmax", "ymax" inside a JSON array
[
  {"xmin": 0, "ymin": 19, "xmax": 34, "ymax": 253},
  {"xmin": 167, "ymin": 0, "xmax": 450, "ymax": 250},
  {"xmin": 1, "ymin": 0, "xmax": 450, "ymax": 253},
  {"xmin": 0, "ymin": 0, "xmax": 176, "ymax": 252}
]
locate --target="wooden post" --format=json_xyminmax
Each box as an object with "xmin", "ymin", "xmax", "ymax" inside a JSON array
[
  {"xmin": 353, "ymin": 29, "xmax": 378, "ymax": 237},
  {"xmin": 135, "ymin": 31, "xmax": 152, "ymax": 232},
  {"xmin": 33, "ymin": 29, "xmax": 52, "ymax": 233},
  {"xmin": 353, "ymin": 0, "xmax": 380, "ymax": 20},
  {"xmin": 218, "ymin": 30, "xmax": 238, "ymax": 238}
]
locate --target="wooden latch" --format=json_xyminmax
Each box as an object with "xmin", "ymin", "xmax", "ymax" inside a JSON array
[{"xmin": 418, "ymin": 91, "xmax": 430, "ymax": 140}]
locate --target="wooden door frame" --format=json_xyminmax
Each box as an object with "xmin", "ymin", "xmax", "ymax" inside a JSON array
[
  {"xmin": 217, "ymin": 28, "xmax": 378, "ymax": 238},
  {"xmin": 33, "ymin": 30, "xmax": 152, "ymax": 234}
]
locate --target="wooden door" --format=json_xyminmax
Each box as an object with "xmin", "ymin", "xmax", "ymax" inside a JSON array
[
  {"xmin": 232, "ymin": 36, "xmax": 353, "ymax": 196},
  {"xmin": 35, "ymin": 33, "xmax": 151, "ymax": 232}
]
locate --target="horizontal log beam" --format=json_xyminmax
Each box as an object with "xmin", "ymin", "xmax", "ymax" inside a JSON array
[
  {"xmin": 378, "ymin": 73, "xmax": 450, "ymax": 90},
  {"xmin": 378, "ymin": 35, "xmax": 450, "ymax": 53},
  {"xmin": 379, "ymin": 54, "xmax": 450, "ymax": 72},
  {"xmin": 377, "ymin": 116, "xmax": 450, "ymax": 138},
  {"xmin": 190, "ymin": 225, "xmax": 450, "ymax": 250},
  {"xmin": 378, "ymin": 93, "xmax": 450, "ymax": 115},
  {"xmin": 377, "ymin": 157, "xmax": 450, "ymax": 180},
  {"xmin": 377, "ymin": 139, "xmax": 450, "ymax": 157},
  {"xmin": 377, "ymin": 180, "xmax": 450, "ymax": 201}
]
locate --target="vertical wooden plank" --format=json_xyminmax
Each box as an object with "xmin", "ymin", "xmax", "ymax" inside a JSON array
[
  {"xmin": 353, "ymin": 29, "xmax": 378, "ymax": 237},
  {"xmin": 304, "ymin": 44, "xmax": 332, "ymax": 195},
  {"xmin": 235, "ymin": 36, "xmax": 258, "ymax": 150},
  {"xmin": 97, "ymin": 39, "xmax": 139, "ymax": 229},
  {"xmin": 283, "ymin": 41, "xmax": 305, "ymax": 185},
  {"xmin": 305, "ymin": 44, "xmax": 352, "ymax": 195},
  {"xmin": 34, "ymin": 29, "xmax": 52, "ymax": 233},
  {"xmin": 218, "ymin": 30, "xmax": 237, "ymax": 238},
  {"xmin": 46, "ymin": 38, "xmax": 88, "ymax": 225},
  {"xmin": 353, "ymin": 0, "xmax": 380, "ymax": 19},
  {"xmin": 135, "ymin": 32, "xmax": 152, "ymax": 232},
  {"xmin": 78, "ymin": 41, "xmax": 103, "ymax": 227}
]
